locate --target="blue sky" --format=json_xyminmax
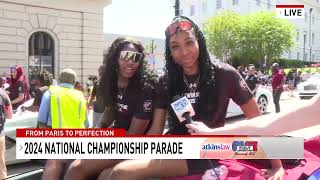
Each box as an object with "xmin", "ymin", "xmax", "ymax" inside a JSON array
[{"xmin": 103, "ymin": 0, "xmax": 174, "ymax": 39}]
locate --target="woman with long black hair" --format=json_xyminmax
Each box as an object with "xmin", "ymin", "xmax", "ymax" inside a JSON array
[{"xmin": 64, "ymin": 37, "xmax": 157, "ymax": 180}]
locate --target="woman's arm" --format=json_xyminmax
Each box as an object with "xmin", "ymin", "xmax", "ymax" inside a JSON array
[
  {"xmin": 127, "ymin": 117, "xmax": 150, "ymax": 135},
  {"xmin": 147, "ymin": 108, "xmax": 167, "ymax": 135},
  {"xmin": 97, "ymin": 107, "xmax": 114, "ymax": 128},
  {"xmin": 240, "ymin": 98, "xmax": 262, "ymax": 119},
  {"xmin": 4, "ymin": 104, "xmax": 12, "ymax": 119},
  {"xmin": 87, "ymin": 85, "xmax": 96, "ymax": 107},
  {"xmin": 11, "ymin": 93, "xmax": 24, "ymax": 104},
  {"xmin": 187, "ymin": 94, "xmax": 320, "ymax": 135}
]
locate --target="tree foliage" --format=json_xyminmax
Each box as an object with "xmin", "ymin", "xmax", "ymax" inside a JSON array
[{"xmin": 204, "ymin": 11, "xmax": 296, "ymax": 67}]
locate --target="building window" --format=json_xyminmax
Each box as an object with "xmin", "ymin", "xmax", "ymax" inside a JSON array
[
  {"xmin": 216, "ymin": 0, "xmax": 222, "ymax": 9},
  {"xmin": 305, "ymin": 12, "xmax": 307, "ymax": 22},
  {"xmin": 202, "ymin": 0, "xmax": 207, "ymax": 13},
  {"xmin": 312, "ymin": 14, "xmax": 315, "ymax": 24},
  {"xmin": 312, "ymin": 33, "xmax": 315, "ymax": 45},
  {"xmin": 297, "ymin": 52, "xmax": 300, "ymax": 60},
  {"xmin": 267, "ymin": 0, "xmax": 271, "ymax": 9},
  {"xmin": 296, "ymin": 30, "xmax": 299, "ymax": 41},
  {"xmin": 190, "ymin": 4, "xmax": 196, "ymax": 16},
  {"xmin": 312, "ymin": 54, "xmax": 315, "ymax": 61},
  {"xmin": 256, "ymin": 0, "xmax": 260, "ymax": 6},
  {"xmin": 180, "ymin": 9, "xmax": 184, "ymax": 15},
  {"xmin": 288, "ymin": 50, "xmax": 292, "ymax": 59},
  {"xmin": 28, "ymin": 31, "xmax": 54, "ymax": 78},
  {"xmin": 233, "ymin": 0, "xmax": 239, "ymax": 5},
  {"xmin": 304, "ymin": 53, "xmax": 308, "ymax": 61}
]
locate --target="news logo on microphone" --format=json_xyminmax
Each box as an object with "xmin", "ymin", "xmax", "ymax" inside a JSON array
[{"xmin": 170, "ymin": 96, "xmax": 195, "ymax": 122}]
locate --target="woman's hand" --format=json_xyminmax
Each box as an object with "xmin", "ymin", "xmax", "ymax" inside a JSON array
[
  {"xmin": 185, "ymin": 121, "xmax": 212, "ymax": 135},
  {"xmin": 260, "ymin": 167, "xmax": 285, "ymax": 180}
]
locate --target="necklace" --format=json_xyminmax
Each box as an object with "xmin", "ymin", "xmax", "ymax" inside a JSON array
[
  {"xmin": 183, "ymin": 74, "xmax": 200, "ymax": 93},
  {"xmin": 118, "ymin": 86, "xmax": 127, "ymax": 100}
]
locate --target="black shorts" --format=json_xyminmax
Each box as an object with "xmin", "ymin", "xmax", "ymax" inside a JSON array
[{"xmin": 186, "ymin": 159, "xmax": 219, "ymax": 175}]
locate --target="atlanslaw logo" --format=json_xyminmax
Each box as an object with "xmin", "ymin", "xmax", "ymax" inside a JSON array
[
  {"xmin": 202, "ymin": 143, "xmax": 230, "ymax": 151},
  {"xmin": 232, "ymin": 141, "xmax": 258, "ymax": 155},
  {"xmin": 276, "ymin": 4, "xmax": 305, "ymax": 19}
]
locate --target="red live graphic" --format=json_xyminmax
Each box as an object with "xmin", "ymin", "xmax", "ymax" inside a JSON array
[{"xmin": 16, "ymin": 129, "xmax": 126, "ymax": 138}]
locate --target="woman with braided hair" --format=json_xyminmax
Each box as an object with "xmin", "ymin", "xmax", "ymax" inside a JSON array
[
  {"xmin": 64, "ymin": 37, "xmax": 158, "ymax": 180},
  {"xmin": 96, "ymin": 16, "xmax": 284, "ymax": 180}
]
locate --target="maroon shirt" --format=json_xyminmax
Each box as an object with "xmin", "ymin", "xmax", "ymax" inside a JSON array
[
  {"xmin": 272, "ymin": 69, "xmax": 285, "ymax": 89},
  {"xmin": 113, "ymin": 84, "xmax": 153, "ymax": 130},
  {"xmin": 155, "ymin": 62, "xmax": 253, "ymax": 134}
]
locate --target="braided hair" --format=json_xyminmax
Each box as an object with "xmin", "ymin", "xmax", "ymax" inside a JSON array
[
  {"xmin": 100, "ymin": 37, "xmax": 158, "ymax": 123},
  {"xmin": 164, "ymin": 16, "xmax": 218, "ymax": 121}
]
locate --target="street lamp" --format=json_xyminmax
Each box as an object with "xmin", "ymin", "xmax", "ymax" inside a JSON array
[{"xmin": 309, "ymin": 8, "xmax": 313, "ymax": 62}]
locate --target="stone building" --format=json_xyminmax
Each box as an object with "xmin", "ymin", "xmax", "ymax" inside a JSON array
[{"xmin": 0, "ymin": 0, "xmax": 111, "ymax": 82}]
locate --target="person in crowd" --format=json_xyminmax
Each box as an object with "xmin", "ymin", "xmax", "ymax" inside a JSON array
[
  {"xmin": 186, "ymin": 93, "xmax": 320, "ymax": 136},
  {"xmin": 21, "ymin": 69, "xmax": 53, "ymax": 112},
  {"xmin": 237, "ymin": 65, "xmax": 247, "ymax": 78},
  {"xmin": 64, "ymin": 37, "xmax": 157, "ymax": 180},
  {"xmin": 97, "ymin": 16, "xmax": 283, "ymax": 180},
  {"xmin": 286, "ymin": 69, "xmax": 295, "ymax": 97},
  {"xmin": 87, "ymin": 75, "xmax": 98, "ymax": 97},
  {"xmin": 245, "ymin": 65, "xmax": 260, "ymax": 95},
  {"xmin": 0, "ymin": 77, "xmax": 5, "ymax": 88},
  {"xmin": 8, "ymin": 66, "xmax": 30, "ymax": 110},
  {"xmin": 37, "ymin": 69, "xmax": 88, "ymax": 180},
  {"xmin": 294, "ymin": 70, "xmax": 302, "ymax": 88},
  {"xmin": 87, "ymin": 64, "xmax": 106, "ymax": 127},
  {"xmin": 0, "ymin": 88, "xmax": 13, "ymax": 179},
  {"xmin": 271, "ymin": 63, "xmax": 285, "ymax": 113},
  {"xmin": 74, "ymin": 81, "xmax": 84, "ymax": 92}
]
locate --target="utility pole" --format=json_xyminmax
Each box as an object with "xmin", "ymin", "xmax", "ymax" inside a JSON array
[{"xmin": 174, "ymin": 0, "xmax": 180, "ymax": 16}]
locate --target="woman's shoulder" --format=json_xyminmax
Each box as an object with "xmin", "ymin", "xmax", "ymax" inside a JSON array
[{"xmin": 212, "ymin": 61, "xmax": 237, "ymax": 73}]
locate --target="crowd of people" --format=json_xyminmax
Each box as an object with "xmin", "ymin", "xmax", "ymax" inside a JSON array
[{"xmin": 0, "ymin": 15, "xmax": 319, "ymax": 180}]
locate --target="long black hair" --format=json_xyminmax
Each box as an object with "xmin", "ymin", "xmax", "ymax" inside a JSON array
[
  {"xmin": 164, "ymin": 16, "xmax": 218, "ymax": 121},
  {"xmin": 100, "ymin": 37, "xmax": 157, "ymax": 114}
]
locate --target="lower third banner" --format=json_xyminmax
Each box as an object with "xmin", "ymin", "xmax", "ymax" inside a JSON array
[{"xmin": 16, "ymin": 129, "xmax": 304, "ymax": 159}]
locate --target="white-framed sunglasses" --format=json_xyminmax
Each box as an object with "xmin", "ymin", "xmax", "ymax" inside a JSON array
[{"xmin": 119, "ymin": 50, "xmax": 143, "ymax": 63}]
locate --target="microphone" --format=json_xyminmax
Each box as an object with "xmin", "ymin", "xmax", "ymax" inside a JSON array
[{"xmin": 170, "ymin": 95, "xmax": 195, "ymax": 124}]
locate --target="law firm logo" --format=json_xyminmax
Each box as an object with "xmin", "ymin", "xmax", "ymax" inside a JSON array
[{"xmin": 276, "ymin": 5, "xmax": 305, "ymax": 19}]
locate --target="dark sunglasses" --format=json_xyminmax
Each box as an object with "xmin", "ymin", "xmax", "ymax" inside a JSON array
[
  {"xmin": 119, "ymin": 51, "xmax": 143, "ymax": 63},
  {"xmin": 165, "ymin": 21, "xmax": 193, "ymax": 37}
]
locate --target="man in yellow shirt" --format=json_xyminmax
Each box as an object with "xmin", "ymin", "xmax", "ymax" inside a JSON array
[{"xmin": 37, "ymin": 68, "xmax": 88, "ymax": 180}]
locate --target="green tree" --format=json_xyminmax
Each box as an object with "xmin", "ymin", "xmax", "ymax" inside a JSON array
[
  {"xmin": 249, "ymin": 12, "xmax": 295, "ymax": 67},
  {"xmin": 204, "ymin": 11, "xmax": 240, "ymax": 63},
  {"xmin": 204, "ymin": 11, "xmax": 296, "ymax": 67}
]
